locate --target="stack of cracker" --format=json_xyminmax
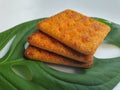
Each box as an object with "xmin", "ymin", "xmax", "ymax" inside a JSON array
[{"xmin": 25, "ymin": 9, "xmax": 110, "ymax": 68}]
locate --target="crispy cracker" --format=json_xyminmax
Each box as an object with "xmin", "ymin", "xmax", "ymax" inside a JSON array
[
  {"xmin": 28, "ymin": 30, "xmax": 93, "ymax": 63},
  {"xmin": 25, "ymin": 46, "xmax": 93, "ymax": 68},
  {"xmin": 38, "ymin": 9, "xmax": 110, "ymax": 55}
]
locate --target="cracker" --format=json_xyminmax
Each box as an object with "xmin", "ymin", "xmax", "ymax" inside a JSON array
[
  {"xmin": 28, "ymin": 30, "xmax": 93, "ymax": 63},
  {"xmin": 25, "ymin": 46, "xmax": 93, "ymax": 68},
  {"xmin": 38, "ymin": 9, "xmax": 110, "ymax": 55}
]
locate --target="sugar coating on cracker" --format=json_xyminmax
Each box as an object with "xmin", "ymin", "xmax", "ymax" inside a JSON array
[{"xmin": 38, "ymin": 9, "xmax": 110, "ymax": 55}]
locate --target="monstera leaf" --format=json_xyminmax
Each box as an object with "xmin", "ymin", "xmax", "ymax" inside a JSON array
[{"xmin": 0, "ymin": 18, "xmax": 120, "ymax": 90}]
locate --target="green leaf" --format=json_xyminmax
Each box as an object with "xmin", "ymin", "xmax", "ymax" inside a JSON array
[{"xmin": 0, "ymin": 17, "xmax": 120, "ymax": 90}]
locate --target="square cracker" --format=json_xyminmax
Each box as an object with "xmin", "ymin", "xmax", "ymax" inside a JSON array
[
  {"xmin": 28, "ymin": 30, "xmax": 93, "ymax": 63},
  {"xmin": 38, "ymin": 9, "xmax": 110, "ymax": 55},
  {"xmin": 25, "ymin": 46, "xmax": 93, "ymax": 68}
]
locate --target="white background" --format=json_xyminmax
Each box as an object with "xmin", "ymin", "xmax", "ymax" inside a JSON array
[
  {"xmin": 0, "ymin": 0, "xmax": 120, "ymax": 90},
  {"xmin": 0, "ymin": 0, "xmax": 120, "ymax": 32}
]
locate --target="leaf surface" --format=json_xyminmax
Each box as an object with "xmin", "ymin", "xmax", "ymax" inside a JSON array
[{"xmin": 0, "ymin": 18, "xmax": 120, "ymax": 90}]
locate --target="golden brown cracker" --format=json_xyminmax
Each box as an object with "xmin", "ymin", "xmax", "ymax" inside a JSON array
[
  {"xmin": 25, "ymin": 46, "xmax": 93, "ymax": 68},
  {"xmin": 38, "ymin": 9, "xmax": 110, "ymax": 55},
  {"xmin": 28, "ymin": 30, "xmax": 93, "ymax": 63}
]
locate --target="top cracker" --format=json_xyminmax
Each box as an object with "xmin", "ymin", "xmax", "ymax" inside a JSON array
[{"xmin": 38, "ymin": 9, "xmax": 110, "ymax": 55}]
